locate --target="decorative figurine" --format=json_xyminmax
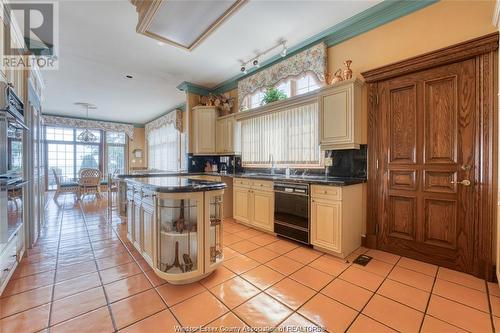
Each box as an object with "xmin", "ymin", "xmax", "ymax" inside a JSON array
[{"xmin": 343, "ymin": 60, "xmax": 353, "ymax": 80}]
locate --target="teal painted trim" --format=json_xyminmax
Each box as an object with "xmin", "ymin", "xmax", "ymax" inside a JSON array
[
  {"xmin": 41, "ymin": 112, "xmax": 140, "ymax": 127},
  {"xmin": 211, "ymin": 0, "xmax": 438, "ymax": 94},
  {"xmin": 145, "ymin": 102, "xmax": 187, "ymax": 124},
  {"xmin": 177, "ymin": 81, "xmax": 211, "ymax": 96}
]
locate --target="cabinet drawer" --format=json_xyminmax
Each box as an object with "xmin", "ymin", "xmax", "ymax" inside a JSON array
[
  {"xmin": 251, "ymin": 180, "xmax": 273, "ymax": 191},
  {"xmin": 233, "ymin": 178, "xmax": 252, "ymax": 188},
  {"xmin": 311, "ymin": 185, "xmax": 342, "ymax": 200},
  {"xmin": 0, "ymin": 237, "xmax": 18, "ymax": 287}
]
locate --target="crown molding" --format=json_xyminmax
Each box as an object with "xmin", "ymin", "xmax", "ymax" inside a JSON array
[
  {"xmin": 176, "ymin": 81, "xmax": 212, "ymax": 96},
  {"xmin": 208, "ymin": 0, "xmax": 438, "ymax": 94}
]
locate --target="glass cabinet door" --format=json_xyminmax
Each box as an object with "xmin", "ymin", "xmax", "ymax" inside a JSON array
[
  {"xmin": 205, "ymin": 190, "xmax": 224, "ymax": 270},
  {"xmin": 156, "ymin": 193, "xmax": 203, "ymax": 279}
]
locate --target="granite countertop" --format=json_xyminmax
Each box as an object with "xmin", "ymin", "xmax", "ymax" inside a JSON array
[
  {"xmin": 119, "ymin": 171, "xmax": 365, "ymax": 186},
  {"xmin": 232, "ymin": 173, "xmax": 366, "ymax": 186},
  {"xmin": 124, "ymin": 176, "xmax": 226, "ymax": 193}
]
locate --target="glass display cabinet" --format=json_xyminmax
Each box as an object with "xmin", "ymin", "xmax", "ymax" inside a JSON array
[
  {"xmin": 125, "ymin": 180, "xmax": 225, "ymax": 285},
  {"xmin": 156, "ymin": 192, "xmax": 204, "ymax": 283}
]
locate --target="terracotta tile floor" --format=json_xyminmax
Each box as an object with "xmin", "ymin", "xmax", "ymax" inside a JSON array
[{"xmin": 1, "ymin": 193, "xmax": 500, "ymax": 332}]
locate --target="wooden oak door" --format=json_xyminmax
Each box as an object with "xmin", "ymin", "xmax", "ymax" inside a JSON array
[{"xmin": 377, "ymin": 59, "xmax": 477, "ymax": 272}]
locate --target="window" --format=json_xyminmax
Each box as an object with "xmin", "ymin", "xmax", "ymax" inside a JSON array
[
  {"xmin": 44, "ymin": 126, "xmax": 127, "ymax": 190},
  {"xmin": 296, "ymin": 74, "xmax": 320, "ymax": 95},
  {"xmin": 242, "ymin": 73, "xmax": 321, "ymax": 111},
  {"xmin": 241, "ymin": 100, "xmax": 320, "ymax": 166},
  {"xmin": 148, "ymin": 125, "xmax": 181, "ymax": 171},
  {"xmin": 106, "ymin": 131, "xmax": 126, "ymax": 175}
]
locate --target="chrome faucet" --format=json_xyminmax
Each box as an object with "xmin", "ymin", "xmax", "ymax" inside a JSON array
[
  {"xmin": 285, "ymin": 167, "xmax": 290, "ymax": 178},
  {"xmin": 270, "ymin": 154, "xmax": 276, "ymax": 175}
]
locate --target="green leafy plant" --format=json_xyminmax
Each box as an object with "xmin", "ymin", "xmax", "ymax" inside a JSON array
[{"xmin": 261, "ymin": 87, "xmax": 287, "ymax": 105}]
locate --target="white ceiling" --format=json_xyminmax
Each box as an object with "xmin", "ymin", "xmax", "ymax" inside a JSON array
[{"xmin": 42, "ymin": 0, "xmax": 381, "ymax": 124}]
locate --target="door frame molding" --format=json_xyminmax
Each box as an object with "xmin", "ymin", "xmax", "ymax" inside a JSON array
[{"xmin": 362, "ymin": 32, "xmax": 499, "ymax": 279}]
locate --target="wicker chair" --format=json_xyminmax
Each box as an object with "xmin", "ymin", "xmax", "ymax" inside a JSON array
[
  {"xmin": 52, "ymin": 169, "xmax": 79, "ymax": 199},
  {"xmin": 78, "ymin": 168, "xmax": 102, "ymax": 200}
]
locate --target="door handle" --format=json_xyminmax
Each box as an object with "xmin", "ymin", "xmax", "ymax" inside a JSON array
[{"xmin": 451, "ymin": 180, "xmax": 471, "ymax": 186}]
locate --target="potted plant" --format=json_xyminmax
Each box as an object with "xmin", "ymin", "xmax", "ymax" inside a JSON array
[{"xmin": 261, "ymin": 87, "xmax": 287, "ymax": 105}]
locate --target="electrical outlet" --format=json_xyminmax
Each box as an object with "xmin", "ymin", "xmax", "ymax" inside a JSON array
[{"xmin": 324, "ymin": 157, "xmax": 333, "ymax": 167}]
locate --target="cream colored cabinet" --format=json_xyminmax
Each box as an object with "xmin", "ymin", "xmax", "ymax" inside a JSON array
[
  {"xmin": 127, "ymin": 198, "xmax": 134, "ymax": 242},
  {"xmin": 233, "ymin": 186, "xmax": 251, "ymax": 224},
  {"xmin": 142, "ymin": 200, "xmax": 154, "ymax": 265},
  {"xmin": 311, "ymin": 199, "xmax": 341, "ymax": 253},
  {"xmin": 192, "ymin": 106, "xmax": 217, "ymax": 155},
  {"xmin": 0, "ymin": 225, "xmax": 24, "ymax": 295},
  {"xmin": 133, "ymin": 196, "xmax": 142, "ymax": 251},
  {"xmin": 319, "ymin": 78, "xmax": 363, "ymax": 150},
  {"xmin": 251, "ymin": 190, "xmax": 274, "ymax": 231},
  {"xmin": 310, "ymin": 184, "xmax": 363, "ymax": 258},
  {"xmin": 233, "ymin": 178, "xmax": 274, "ymax": 232},
  {"xmin": 216, "ymin": 119, "xmax": 225, "ymax": 153},
  {"xmin": 216, "ymin": 115, "xmax": 241, "ymax": 154}
]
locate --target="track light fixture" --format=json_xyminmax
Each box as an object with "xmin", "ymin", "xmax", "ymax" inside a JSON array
[{"xmin": 238, "ymin": 40, "xmax": 287, "ymax": 75}]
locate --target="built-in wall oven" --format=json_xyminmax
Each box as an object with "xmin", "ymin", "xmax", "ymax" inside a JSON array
[
  {"xmin": 0, "ymin": 82, "xmax": 28, "ymax": 246},
  {"xmin": 0, "ymin": 82, "xmax": 27, "ymax": 177},
  {"xmin": 274, "ymin": 182, "xmax": 310, "ymax": 244}
]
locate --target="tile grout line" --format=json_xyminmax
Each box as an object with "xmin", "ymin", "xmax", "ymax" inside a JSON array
[
  {"xmin": 78, "ymin": 200, "xmax": 119, "ymax": 332},
  {"xmin": 103, "ymin": 205, "xmax": 189, "ymax": 333},
  {"xmin": 486, "ymin": 281, "xmax": 496, "ymax": 333},
  {"xmin": 342, "ymin": 255, "xmax": 404, "ymax": 333},
  {"xmin": 46, "ymin": 194, "xmax": 67, "ymax": 332},
  {"xmin": 417, "ymin": 262, "xmax": 437, "ymax": 333}
]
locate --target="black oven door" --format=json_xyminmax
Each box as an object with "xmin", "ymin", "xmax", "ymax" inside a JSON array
[
  {"xmin": 274, "ymin": 187, "xmax": 310, "ymax": 244},
  {"xmin": 274, "ymin": 191, "xmax": 309, "ymax": 229}
]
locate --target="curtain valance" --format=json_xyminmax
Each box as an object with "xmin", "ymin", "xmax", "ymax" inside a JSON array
[
  {"xmin": 42, "ymin": 115, "xmax": 135, "ymax": 139},
  {"xmin": 145, "ymin": 110, "xmax": 183, "ymax": 138},
  {"xmin": 238, "ymin": 43, "xmax": 327, "ymax": 108}
]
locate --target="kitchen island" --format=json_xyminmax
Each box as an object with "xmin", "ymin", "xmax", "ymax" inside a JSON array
[{"xmin": 124, "ymin": 176, "xmax": 226, "ymax": 284}]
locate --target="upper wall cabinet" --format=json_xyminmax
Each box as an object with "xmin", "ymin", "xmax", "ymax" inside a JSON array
[
  {"xmin": 192, "ymin": 106, "xmax": 241, "ymax": 156},
  {"xmin": 216, "ymin": 114, "xmax": 241, "ymax": 155},
  {"xmin": 192, "ymin": 106, "xmax": 218, "ymax": 155},
  {"xmin": 319, "ymin": 78, "xmax": 363, "ymax": 150}
]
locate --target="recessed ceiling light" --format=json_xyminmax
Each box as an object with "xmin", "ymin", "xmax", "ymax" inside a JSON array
[
  {"xmin": 125, "ymin": 75, "xmax": 133, "ymax": 79},
  {"xmin": 157, "ymin": 41, "xmax": 165, "ymax": 46}
]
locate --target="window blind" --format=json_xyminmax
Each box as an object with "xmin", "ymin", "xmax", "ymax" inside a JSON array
[
  {"xmin": 241, "ymin": 101, "xmax": 320, "ymax": 165},
  {"xmin": 147, "ymin": 124, "xmax": 181, "ymax": 171}
]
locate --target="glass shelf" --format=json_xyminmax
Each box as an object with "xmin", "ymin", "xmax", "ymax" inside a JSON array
[{"xmin": 157, "ymin": 198, "xmax": 199, "ymax": 274}]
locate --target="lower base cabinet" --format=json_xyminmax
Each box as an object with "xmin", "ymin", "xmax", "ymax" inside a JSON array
[
  {"xmin": 251, "ymin": 190, "xmax": 273, "ymax": 231},
  {"xmin": 233, "ymin": 178, "xmax": 273, "ymax": 232},
  {"xmin": 0, "ymin": 225, "xmax": 25, "ymax": 295},
  {"xmin": 142, "ymin": 200, "xmax": 154, "ymax": 265},
  {"xmin": 310, "ymin": 184, "xmax": 363, "ymax": 258}
]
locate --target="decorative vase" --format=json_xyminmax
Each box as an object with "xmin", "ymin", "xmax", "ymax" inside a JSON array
[
  {"xmin": 331, "ymin": 69, "xmax": 344, "ymax": 84},
  {"xmin": 343, "ymin": 60, "xmax": 353, "ymax": 80}
]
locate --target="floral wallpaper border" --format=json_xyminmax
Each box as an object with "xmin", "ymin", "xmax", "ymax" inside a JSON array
[
  {"xmin": 145, "ymin": 109, "xmax": 183, "ymax": 138},
  {"xmin": 42, "ymin": 115, "xmax": 135, "ymax": 139},
  {"xmin": 238, "ymin": 43, "xmax": 327, "ymax": 108}
]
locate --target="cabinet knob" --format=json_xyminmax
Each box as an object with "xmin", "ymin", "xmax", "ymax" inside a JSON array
[
  {"xmin": 312, "ymin": 199, "xmax": 315, "ymax": 203},
  {"xmin": 323, "ymin": 190, "xmax": 328, "ymax": 194}
]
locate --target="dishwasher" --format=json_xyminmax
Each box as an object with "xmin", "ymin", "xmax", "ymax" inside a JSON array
[{"xmin": 273, "ymin": 182, "xmax": 310, "ymax": 244}]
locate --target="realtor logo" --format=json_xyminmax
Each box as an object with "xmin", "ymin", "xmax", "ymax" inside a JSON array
[{"xmin": 3, "ymin": 1, "xmax": 59, "ymax": 70}]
